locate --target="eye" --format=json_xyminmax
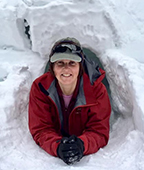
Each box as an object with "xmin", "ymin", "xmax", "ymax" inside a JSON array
[
  {"xmin": 69, "ymin": 61, "xmax": 76, "ymax": 66},
  {"xmin": 56, "ymin": 61, "xmax": 64, "ymax": 66}
]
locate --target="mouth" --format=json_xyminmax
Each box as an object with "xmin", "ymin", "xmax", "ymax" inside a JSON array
[{"xmin": 62, "ymin": 74, "xmax": 72, "ymax": 77}]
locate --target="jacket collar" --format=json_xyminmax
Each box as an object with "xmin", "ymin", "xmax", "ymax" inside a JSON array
[{"xmin": 39, "ymin": 70, "xmax": 105, "ymax": 107}]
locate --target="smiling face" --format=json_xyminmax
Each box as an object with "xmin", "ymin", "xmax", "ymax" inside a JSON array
[{"xmin": 53, "ymin": 59, "xmax": 80, "ymax": 90}]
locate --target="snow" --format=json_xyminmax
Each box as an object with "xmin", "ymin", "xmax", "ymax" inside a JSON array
[{"xmin": 0, "ymin": 0, "xmax": 144, "ymax": 169}]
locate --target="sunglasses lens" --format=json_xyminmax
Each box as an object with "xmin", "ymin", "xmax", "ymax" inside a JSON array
[
  {"xmin": 76, "ymin": 46, "xmax": 81, "ymax": 51},
  {"xmin": 54, "ymin": 46, "xmax": 68, "ymax": 53},
  {"xmin": 53, "ymin": 44, "xmax": 81, "ymax": 54}
]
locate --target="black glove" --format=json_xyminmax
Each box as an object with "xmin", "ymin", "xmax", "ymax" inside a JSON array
[{"xmin": 57, "ymin": 135, "xmax": 84, "ymax": 165}]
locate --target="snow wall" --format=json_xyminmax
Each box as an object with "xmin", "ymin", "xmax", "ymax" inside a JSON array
[{"xmin": 0, "ymin": 1, "xmax": 144, "ymax": 133}]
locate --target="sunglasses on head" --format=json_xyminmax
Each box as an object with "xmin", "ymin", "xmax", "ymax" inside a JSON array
[
  {"xmin": 49, "ymin": 40, "xmax": 85, "ymax": 62},
  {"xmin": 52, "ymin": 43, "xmax": 82, "ymax": 55}
]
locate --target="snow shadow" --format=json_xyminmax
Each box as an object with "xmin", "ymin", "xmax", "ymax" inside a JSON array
[
  {"xmin": 16, "ymin": 18, "xmax": 32, "ymax": 49},
  {"xmin": 0, "ymin": 66, "xmax": 8, "ymax": 82}
]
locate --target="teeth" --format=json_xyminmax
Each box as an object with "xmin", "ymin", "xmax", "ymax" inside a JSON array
[{"xmin": 63, "ymin": 74, "xmax": 70, "ymax": 77}]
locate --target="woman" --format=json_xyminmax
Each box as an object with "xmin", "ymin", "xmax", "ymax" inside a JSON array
[{"xmin": 28, "ymin": 37, "xmax": 111, "ymax": 165}]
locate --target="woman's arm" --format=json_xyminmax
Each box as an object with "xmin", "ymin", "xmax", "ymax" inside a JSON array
[
  {"xmin": 79, "ymin": 82, "xmax": 111, "ymax": 155},
  {"xmin": 28, "ymin": 81, "xmax": 62, "ymax": 156}
]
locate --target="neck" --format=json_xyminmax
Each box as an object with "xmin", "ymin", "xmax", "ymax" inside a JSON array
[{"xmin": 59, "ymin": 81, "xmax": 77, "ymax": 95}]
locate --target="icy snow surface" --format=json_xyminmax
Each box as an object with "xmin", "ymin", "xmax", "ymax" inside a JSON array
[{"xmin": 0, "ymin": 0, "xmax": 144, "ymax": 170}]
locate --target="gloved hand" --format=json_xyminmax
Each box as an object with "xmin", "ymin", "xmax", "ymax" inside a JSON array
[{"xmin": 57, "ymin": 135, "xmax": 84, "ymax": 165}]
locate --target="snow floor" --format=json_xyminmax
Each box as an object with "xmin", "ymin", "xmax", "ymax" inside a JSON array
[{"xmin": 0, "ymin": 48, "xmax": 144, "ymax": 170}]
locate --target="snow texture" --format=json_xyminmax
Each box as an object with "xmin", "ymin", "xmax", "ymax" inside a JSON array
[{"xmin": 0, "ymin": 0, "xmax": 144, "ymax": 169}]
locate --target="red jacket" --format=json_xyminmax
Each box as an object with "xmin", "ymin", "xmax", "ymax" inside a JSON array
[{"xmin": 28, "ymin": 69, "xmax": 111, "ymax": 157}]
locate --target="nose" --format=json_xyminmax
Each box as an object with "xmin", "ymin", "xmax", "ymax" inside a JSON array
[
  {"xmin": 60, "ymin": 62, "xmax": 69, "ymax": 68},
  {"xmin": 64, "ymin": 63, "xmax": 69, "ymax": 68}
]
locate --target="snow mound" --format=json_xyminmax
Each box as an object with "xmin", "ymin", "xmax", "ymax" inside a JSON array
[{"xmin": 101, "ymin": 50, "xmax": 144, "ymax": 132}]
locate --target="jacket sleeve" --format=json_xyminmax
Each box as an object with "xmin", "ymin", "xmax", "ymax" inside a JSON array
[
  {"xmin": 28, "ymin": 81, "xmax": 62, "ymax": 157},
  {"xmin": 79, "ymin": 82, "xmax": 111, "ymax": 155}
]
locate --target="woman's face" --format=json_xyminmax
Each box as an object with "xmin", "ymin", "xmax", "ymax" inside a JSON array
[{"xmin": 53, "ymin": 59, "xmax": 80, "ymax": 87}]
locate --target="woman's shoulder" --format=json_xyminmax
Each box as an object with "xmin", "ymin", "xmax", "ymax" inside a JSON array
[
  {"xmin": 34, "ymin": 72, "xmax": 53, "ymax": 82},
  {"xmin": 32, "ymin": 72, "xmax": 54, "ymax": 89},
  {"xmin": 83, "ymin": 68, "xmax": 105, "ymax": 86}
]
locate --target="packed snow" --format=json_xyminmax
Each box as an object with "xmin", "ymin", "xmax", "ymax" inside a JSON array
[{"xmin": 0, "ymin": 0, "xmax": 144, "ymax": 170}]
